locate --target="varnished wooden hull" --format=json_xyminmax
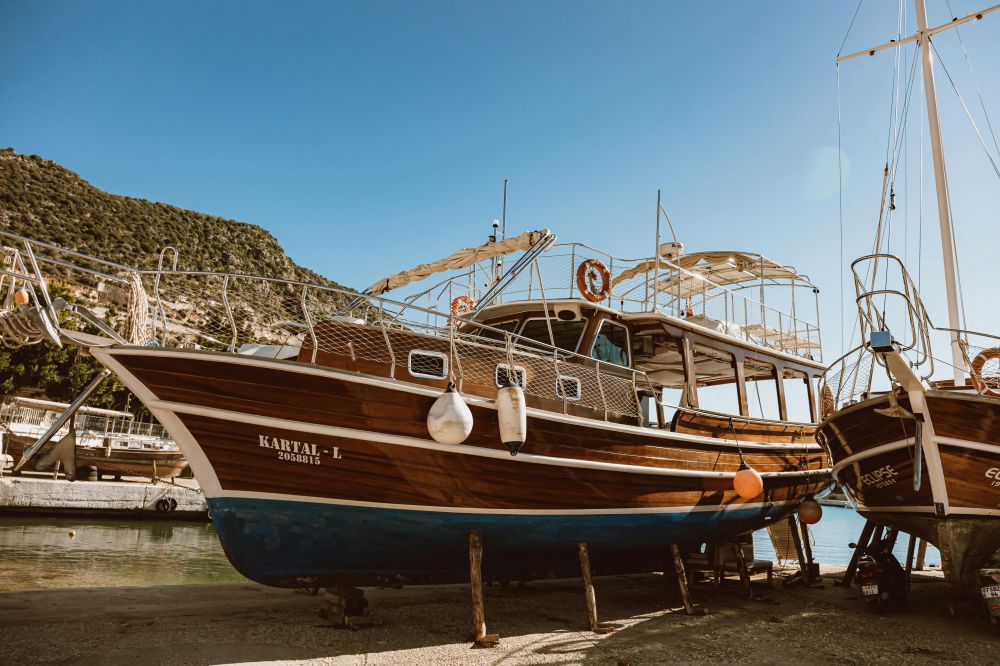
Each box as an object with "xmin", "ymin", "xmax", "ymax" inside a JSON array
[
  {"xmin": 818, "ymin": 390, "xmax": 1000, "ymax": 588},
  {"xmin": 94, "ymin": 346, "xmax": 830, "ymax": 587}
]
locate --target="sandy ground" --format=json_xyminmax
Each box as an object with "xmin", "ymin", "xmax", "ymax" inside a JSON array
[{"xmin": 0, "ymin": 565, "xmax": 996, "ymax": 665}]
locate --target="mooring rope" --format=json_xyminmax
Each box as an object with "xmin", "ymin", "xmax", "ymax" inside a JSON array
[{"xmin": 119, "ymin": 271, "xmax": 152, "ymax": 345}]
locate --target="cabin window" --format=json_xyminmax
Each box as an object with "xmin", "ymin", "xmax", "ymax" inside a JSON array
[
  {"xmin": 744, "ymin": 357, "xmax": 781, "ymax": 420},
  {"xmin": 692, "ymin": 345, "xmax": 740, "ymax": 416},
  {"xmin": 408, "ymin": 350, "xmax": 448, "ymax": 380},
  {"xmin": 556, "ymin": 375, "xmax": 582, "ymax": 401},
  {"xmin": 591, "ymin": 320, "xmax": 630, "ymax": 367},
  {"xmin": 495, "ymin": 364, "xmax": 527, "ymax": 388},
  {"xmin": 783, "ymin": 368, "xmax": 814, "ymax": 423},
  {"xmin": 478, "ymin": 320, "xmax": 519, "ymax": 341},
  {"xmin": 518, "ymin": 317, "xmax": 586, "ymax": 353}
]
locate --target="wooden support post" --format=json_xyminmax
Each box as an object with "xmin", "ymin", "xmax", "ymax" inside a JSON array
[
  {"xmin": 670, "ymin": 543, "xmax": 700, "ymax": 615},
  {"xmin": 904, "ymin": 532, "xmax": 917, "ymax": 585},
  {"xmin": 915, "ymin": 538, "xmax": 928, "ymax": 571},
  {"xmin": 731, "ymin": 541, "xmax": 753, "ymax": 599},
  {"xmin": 837, "ymin": 519, "xmax": 876, "ymax": 587},
  {"xmin": 788, "ymin": 515, "xmax": 808, "ymax": 580},
  {"xmin": 578, "ymin": 543, "xmax": 614, "ymax": 634},
  {"xmin": 798, "ymin": 517, "xmax": 820, "ymax": 586},
  {"xmin": 469, "ymin": 531, "xmax": 499, "ymax": 647}
]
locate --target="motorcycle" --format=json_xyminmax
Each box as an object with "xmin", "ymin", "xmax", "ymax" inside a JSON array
[{"xmin": 851, "ymin": 536, "xmax": 908, "ymax": 613}]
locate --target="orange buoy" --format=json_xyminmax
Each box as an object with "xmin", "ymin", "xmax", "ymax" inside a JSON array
[
  {"xmin": 733, "ymin": 461, "xmax": 763, "ymax": 499},
  {"xmin": 13, "ymin": 288, "xmax": 29, "ymax": 305},
  {"xmin": 798, "ymin": 497, "xmax": 822, "ymax": 525}
]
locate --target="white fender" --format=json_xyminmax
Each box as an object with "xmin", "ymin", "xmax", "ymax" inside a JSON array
[
  {"xmin": 426, "ymin": 383, "xmax": 473, "ymax": 445},
  {"xmin": 497, "ymin": 382, "xmax": 527, "ymax": 455}
]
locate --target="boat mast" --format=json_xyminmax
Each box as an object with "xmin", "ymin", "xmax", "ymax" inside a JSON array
[
  {"xmin": 838, "ymin": 2, "xmax": 1000, "ymax": 384},
  {"xmin": 914, "ymin": 0, "xmax": 965, "ymax": 385}
]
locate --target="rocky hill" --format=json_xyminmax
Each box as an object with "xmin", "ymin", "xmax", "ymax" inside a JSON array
[
  {"xmin": 0, "ymin": 147, "xmax": 341, "ymax": 285},
  {"xmin": 0, "ymin": 148, "xmax": 346, "ymax": 408}
]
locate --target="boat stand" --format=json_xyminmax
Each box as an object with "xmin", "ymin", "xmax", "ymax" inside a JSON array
[
  {"xmin": 837, "ymin": 519, "xmax": 877, "ymax": 587},
  {"xmin": 577, "ymin": 543, "xmax": 614, "ymax": 633},
  {"xmin": 670, "ymin": 544, "xmax": 704, "ymax": 615},
  {"xmin": 781, "ymin": 515, "xmax": 822, "ymax": 588},
  {"xmin": 468, "ymin": 531, "xmax": 499, "ymax": 647},
  {"xmin": 320, "ymin": 586, "xmax": 369, "ymax": 628}
]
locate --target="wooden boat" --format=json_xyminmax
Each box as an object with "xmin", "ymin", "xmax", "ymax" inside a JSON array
[
  {"xmin": 0, "ymin": 224, "xmax": 830, "ymax": 587},
  {"xmin": 39, "ymin": 226, "xmax": 829, "ymax": 586},
  {"xmin": 819, "ymin": 0, "xmax": 1000, "ymax": 593},
  {"xmin": 0, "ymin": 396, "xmax": 188, "ymax": 480}
]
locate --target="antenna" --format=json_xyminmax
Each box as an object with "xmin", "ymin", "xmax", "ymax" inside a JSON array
[{"xmin": 501, "ymin": 179, "xmax": 508, "ymax": 241}]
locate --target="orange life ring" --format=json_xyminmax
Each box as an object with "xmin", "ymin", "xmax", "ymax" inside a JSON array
[
  {"xmin": 576, "ymin": 259, "xmax": 611, "ymax": 303},
  {"xmin": 971, "ymin": 347, "xmax": 1000, "ymax": 397},
  {"xmin": 450, "ymin": 295, "xmax": 476, "ymax": 318}
]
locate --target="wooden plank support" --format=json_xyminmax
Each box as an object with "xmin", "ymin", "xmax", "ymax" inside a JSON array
[
  {"xmin": 469, "ymin": 531, "xmax": 499, "ymax": 647},
  {"xmin": 837, "ymin": 519, "xmax": 876, "ymax": 587},
  {"xmin": 320, "ymin": 586, "xmax": 368, "ymax": 628},
  {"xmin": 578, "ymin": 543, "xmax": 614, "ymax": 634},
  {"xmin": 670, "ymin": 543, "xmax": 702, "ymax": 615},
  {"xmin": 798, "ymin": 517, "xmax": 821, "ymax": 587},
  {"xmin": 915, "ymin": 538, "xmax": 928, "ymax": 571},
  {"xmin": 730, "ymin": 541, "xmax": 754, "ymax": 599},
  {"xmin": 904, "ymin": 532, "xmax": 917, "ymax": 585}
]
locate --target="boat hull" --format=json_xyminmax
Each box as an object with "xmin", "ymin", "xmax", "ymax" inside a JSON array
[
  {"xmin": 210, "ymin": 497, "xmax": 796, "ymax": 586},
  {"xmin": 94, "ymin": 346, "xmax": 830, "ymax": 587},
  {"xmin": 818, "ymin": 390, "xmax": 1000, "ymax": 589}
]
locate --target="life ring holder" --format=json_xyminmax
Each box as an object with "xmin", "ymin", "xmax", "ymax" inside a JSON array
[
  {"xmin": 576, "ymin": 259, "xmax": 611, "ymax": 303},
  {"xmin": 450, "ymin": 295, "xmax": 476, "ymax": 318},
  {"xmin": 971, "ymin": 347, "xmax": 1000, "ymax": 397}
]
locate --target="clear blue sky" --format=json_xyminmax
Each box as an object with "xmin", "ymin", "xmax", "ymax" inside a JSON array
[{"xmin": 2, "ymin": 0, "xmax": 998, "ymax": 362}]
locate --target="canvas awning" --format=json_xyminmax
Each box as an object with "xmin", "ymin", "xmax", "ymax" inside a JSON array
[
  {"xmin": 654, "ymin": 252, "xmax": 807, "ymax": 299},
  {"xmin": 367, "ymin": 229, "xmax": 552, "ymax": 296}
]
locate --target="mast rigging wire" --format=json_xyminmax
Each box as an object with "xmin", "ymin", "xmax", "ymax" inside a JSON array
[
  {"xmin": 944, "ymin": 0, "xmax": 1000, "ymax": 161},
  {"xmin": 929, "ymin": 40, "xmax": 1000, "ymax": 182}
]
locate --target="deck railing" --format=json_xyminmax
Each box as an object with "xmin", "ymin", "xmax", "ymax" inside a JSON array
[{"xmin": 411, "ymin": 243, "xmax": 822, "ymax": 362}]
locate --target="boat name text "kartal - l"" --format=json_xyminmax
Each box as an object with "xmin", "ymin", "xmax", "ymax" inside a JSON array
[{"xmin": 258, "ymin": 434, "xmax": 343, "ymax": 466}]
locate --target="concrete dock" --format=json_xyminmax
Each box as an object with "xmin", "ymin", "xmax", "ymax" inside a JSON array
[
  {"xmin": 0, "ymin": 565, "xmax": 995, "ymax": 665},
  {"xmin": 0, "ymin": 474, "xmax": 207, "ymax": 519}
]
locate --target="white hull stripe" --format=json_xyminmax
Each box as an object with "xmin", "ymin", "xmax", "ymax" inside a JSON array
[
  {"xmin": 935, "ymin": 436, "xmax": 1000, "ymax": 457},
  {"xmin": 832, "ymin": 435, "xmax": 1000, "ymax": 480},
  {"xmin": 212, "ymin": 489, "xmax": 804, "ymax": 516},
  {"xmin": 150, "ymin": 399, "xmax": 830, "ymax": 481},
  {"xmin": 104, "ymin": 347, "xmax": 821, "ymax": 453},
  {"xmin": 831, "ymin": 439, "xmax": 912, "ymax": 479}
]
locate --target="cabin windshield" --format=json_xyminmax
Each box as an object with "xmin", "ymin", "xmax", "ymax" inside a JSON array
[
  {"xmin": 518, "ymin": 317, "xmax": 586, "ymax": 353},
  {"xmin": 591, "ymin": 320, "xmax": 630, "ymax": 367}
]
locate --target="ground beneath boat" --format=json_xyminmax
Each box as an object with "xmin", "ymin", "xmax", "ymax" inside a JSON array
[{"xmin": 0, "ymin": 565, "xmax": 995, "ymax": 665}]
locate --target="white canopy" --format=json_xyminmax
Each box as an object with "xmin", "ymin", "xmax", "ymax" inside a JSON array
[{"xmin": 367, "ymin": 229, "xmax": 551, "ymax": 296}]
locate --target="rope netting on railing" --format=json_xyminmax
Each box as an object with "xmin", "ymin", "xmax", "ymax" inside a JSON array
[{"xmin": 146, "ymin": 271, "xmax": 647, "ymax": 422}]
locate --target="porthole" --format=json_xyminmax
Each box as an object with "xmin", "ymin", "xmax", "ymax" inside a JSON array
[
  {"xmin": 556, "ymin": 375, "xmax": 582, "ymax": 401},
  {"xmin": 408, "ymin": 350, "xmax": 448, "ymax": 380},
  {"xmin": 495, "ymin": 364, "xmax": 527, "ymax": 388}
]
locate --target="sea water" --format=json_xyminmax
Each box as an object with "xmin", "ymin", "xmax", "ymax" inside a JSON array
[
  {"xmin": 0, "ymin": 507, "xmax": 941, "ymax": 592},
  {"xmin": 753, "ymin": 505, "xmax": 942, "ymax": 568}
]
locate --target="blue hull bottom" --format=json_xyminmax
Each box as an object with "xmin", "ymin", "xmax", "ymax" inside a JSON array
[{"xmin": 210, "ymin": 498, "xmax": 793, "ymax": 587}]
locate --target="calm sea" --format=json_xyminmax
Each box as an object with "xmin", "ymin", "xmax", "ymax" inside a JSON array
[{"xmin": 0, "ymin": 507, "xmax": 941, "ymax": 592}]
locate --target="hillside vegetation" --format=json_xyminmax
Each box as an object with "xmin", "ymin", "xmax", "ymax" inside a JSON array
[
  {"xmin": 0, "ymin": 147, "xmax": 342, "ymax": 285},
  {"xmin": 0, "ymin": 148, "xmax": 346, "ymax": 408}
]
